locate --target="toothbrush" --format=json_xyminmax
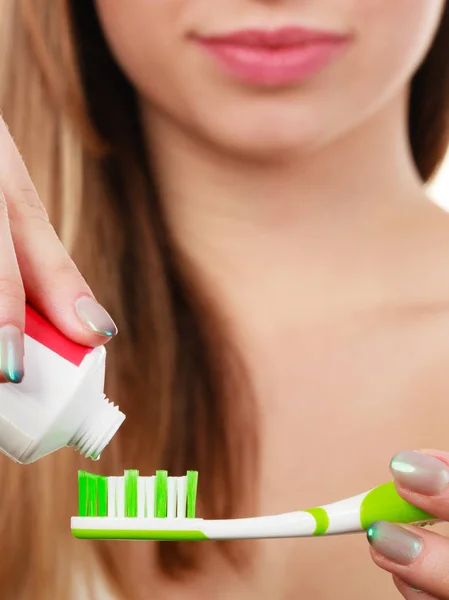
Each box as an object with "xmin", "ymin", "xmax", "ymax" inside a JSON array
[{"xmin": 71, "ymin": 470, "xmax": 438, "ymax": 541}]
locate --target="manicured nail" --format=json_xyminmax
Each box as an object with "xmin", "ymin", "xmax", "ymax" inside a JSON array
[
  {"xmin": 390, "ymin": 450, "xmax": 449, "ymax": 495},
  {"xmin": 0, "ymin": 325, "xmax": 24, "ymax": 383},
  {"xmin": 367, "ymin": 521, "xmax": 422, "ymax": 565},
  {"xmin": 75, "ymin": 296, "xmax": 118, "ymax": 337}
]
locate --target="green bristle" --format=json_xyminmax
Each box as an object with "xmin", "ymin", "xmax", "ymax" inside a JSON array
[
  {"xmin": 186, "ymin": 471, "xmax": 198, "ymax": 518},
  {"xmin": 97, "ymin": 476, "xmax": 108, "ymax": 517},
  {"xmin": 125, "ymin": 470, "xmax": 139, "ymax": 518},
  {"xmin": 155, "ymin": 470, "xmax": 168, "ymax": 518},
  {"xmin": 86, "ymin": 473, "xmax": 98, "ymax": 517},
  {"xmin": 78, "ymin": 471, "xmax": 88, "ymax": 517}
]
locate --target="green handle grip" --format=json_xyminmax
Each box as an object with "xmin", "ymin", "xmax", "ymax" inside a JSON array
[{"xmin": 360, "ymin": 482, "xmax": 437, "ymax": 529}]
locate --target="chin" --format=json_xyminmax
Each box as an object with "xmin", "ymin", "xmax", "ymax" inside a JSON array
[
  {"xmin": 217, "ymin": 136, "xmax": 320, "ymax": 162},
  {"xmin": 196, "ymin": 109, "xmax": 325, "ymax": 162}
]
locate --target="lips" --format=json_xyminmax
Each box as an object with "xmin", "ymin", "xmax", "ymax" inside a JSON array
[
  {"xmin": 194, "ymin": 27, "xmax": 349, "ymax": 86},
  {"xmin": 199, "ymin": 27, "xmax": 346, "ymax": 48}
]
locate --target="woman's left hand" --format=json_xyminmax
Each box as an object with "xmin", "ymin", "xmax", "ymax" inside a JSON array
[{"xmin": 368, "ymin": 450, "xmax": 449, "ymax": 599}]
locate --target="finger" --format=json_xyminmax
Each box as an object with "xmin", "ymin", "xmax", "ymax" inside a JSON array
[
  {"xmin": 389, "ymin": 450, "xmax": 449, "ymax": 521},
  {"xmin": 0, "ymin": 187, "xmax": 25, "ymax": 383},
  {"xmin": 0, "ymin": 117, "xmax": 117, "ymax": 345},
  {"xmin": 368, "ymin": 521, "xmax": 449, "ymax": 599},
  {"xmin": 393, "ymin": 576, "xmax": 438, "ymax": 599},
  {"xmin": 10, "ymin": 207, "xmax": 118, "ymax": 345}
]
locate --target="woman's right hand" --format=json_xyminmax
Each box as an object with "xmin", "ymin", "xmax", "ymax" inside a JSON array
[{"xmin": 0, "ymin": 115, "xmax": 117, "ymax": 383}]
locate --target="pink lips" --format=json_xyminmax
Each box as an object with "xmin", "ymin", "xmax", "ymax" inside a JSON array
[{"xmin": 194, "ymin": 27, "xmax": 348, "ymax": 86}]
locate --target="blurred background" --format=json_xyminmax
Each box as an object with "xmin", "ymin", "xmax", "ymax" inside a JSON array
[{"xmin": 430, "ymin": 153, "xmax": 449, "ymax": 209}]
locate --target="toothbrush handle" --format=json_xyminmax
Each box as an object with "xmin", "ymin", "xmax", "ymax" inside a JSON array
[
  {"xmin": 200, "ymin": 482, "xmax": 440, "ymax": 541},
  {"xmin": 306, "ymin": 481, "xmax": 438, "ymax": 537}
]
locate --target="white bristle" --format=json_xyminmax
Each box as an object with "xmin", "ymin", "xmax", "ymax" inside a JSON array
[
  {"xmin": 167, "ymin": 477, "xmax": 177, "ymax": 518},
  {"xmin": 116, "ymin": 477, "xmax": 125, "ymax": 517},
  {"xmin": 104, "ymin": 472, "xmax": 194, "ymax": 520},
  {"xmin": 176, "ymin": 476, "xmax": 187, "ymax": 519},
  {"xmin": 107, "ymin": 477, "xmax": 117, "ymax": 517},
  {"xmin": 137, "ymin": 477, "xmax": 146, "ymax": 518},
  {"xmin": 145, "ymin": 476, "xmax": 155, "ymax": 518}
]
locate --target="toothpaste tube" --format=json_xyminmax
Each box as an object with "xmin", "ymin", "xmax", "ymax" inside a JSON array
[{"xmin": 0, "ymin": 305, "xmax": 125, "ymax": 464}]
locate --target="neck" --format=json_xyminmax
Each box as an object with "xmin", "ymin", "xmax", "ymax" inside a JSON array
[{"xmin": 141, "ymin": 91, "xmax": 428, "ymax": 328}]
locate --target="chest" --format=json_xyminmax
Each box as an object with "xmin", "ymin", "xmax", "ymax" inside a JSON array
[{"xmin": 240, "ymin": 314, "xmax": 449, "ymax": 599}]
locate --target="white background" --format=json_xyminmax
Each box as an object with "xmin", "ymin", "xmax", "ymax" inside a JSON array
[{"xmin": 430, "ymin": 153, "xmax": 449, "ymax": 210}]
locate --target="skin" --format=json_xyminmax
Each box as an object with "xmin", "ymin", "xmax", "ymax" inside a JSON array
[{"xmin": 1, "ymin": 0, "xmax": 449, "ymax": 597}]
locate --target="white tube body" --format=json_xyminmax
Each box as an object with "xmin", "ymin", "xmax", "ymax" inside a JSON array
[{"xmin": 0, "ymin": 306, "xmax": 125, "ymax": 463}]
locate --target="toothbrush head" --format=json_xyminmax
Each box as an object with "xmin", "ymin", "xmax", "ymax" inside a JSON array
[
  {"xmin": 73, "ymin": 469, "xmax": 206, "ymax": 540},
  {"xmin": 77, "ymin": 469, "xmax": 199, "ymax": 519}
]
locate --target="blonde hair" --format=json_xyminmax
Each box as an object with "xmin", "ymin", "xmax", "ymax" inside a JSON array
[
  {"xmin": 0, "ymin": 1, "xmax": 108, "ymax": 597},
  {"xmin": 0, "ymin": 1, "xmax": 449, "ymax": 598},
  {"xmin": 0, "ymin": 1, "xmax": 255, "ymax": 597}
]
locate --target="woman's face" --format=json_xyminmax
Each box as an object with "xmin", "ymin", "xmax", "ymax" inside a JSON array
[{"xmin": 94, "ymin": 0, "xmax": 445, "ymax": 157}]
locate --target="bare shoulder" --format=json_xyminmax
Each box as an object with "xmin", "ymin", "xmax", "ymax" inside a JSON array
[
  {"xmin": 365, "ymin": 198, "xmax": 449, "ymax": 435},
  {"xmin": 376, "ymin": 197, "xmax": 449, "ymax": 441},
  {"xmin": 393, "ymin": 199, "xmax": 449, "ymax": 304}
]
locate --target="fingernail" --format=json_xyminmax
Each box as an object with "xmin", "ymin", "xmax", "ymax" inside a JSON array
[
  {"xmin": 390, "ymin": 450, "xmax": 449, "ymax": 495},
  {"xmin": 367, "ymin": 521, "xmax": 422, "ymax": 565},
  {"xmin": 75, "ymin": 297, "xmax": 118, "ymax": 337},
  {"xmin": 0, "ymin": 325, "xmax": 24, "ymax": 383}
]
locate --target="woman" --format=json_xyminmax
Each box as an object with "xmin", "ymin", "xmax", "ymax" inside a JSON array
[{"xmin": 0, "ymin": 0, "xmax": 448, "ymax": 598}]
